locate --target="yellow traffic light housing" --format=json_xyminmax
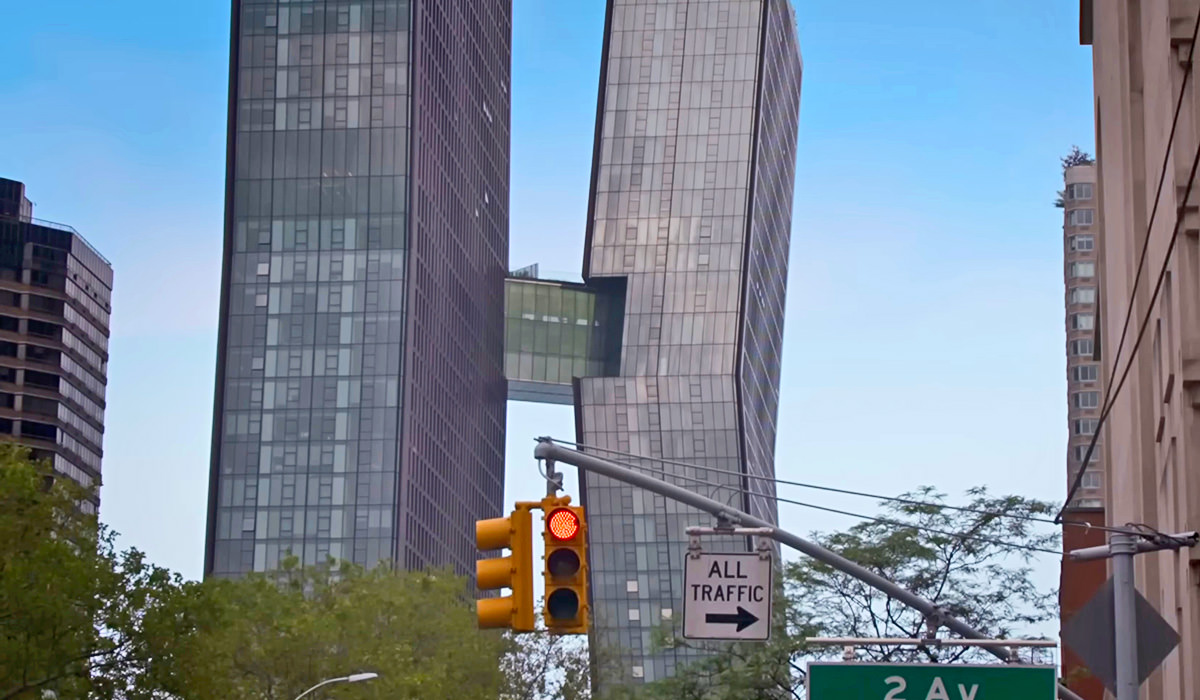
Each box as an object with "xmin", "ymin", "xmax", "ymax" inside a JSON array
[
  {"xmin": 475, "ymin": 506, "xmax": 535, "ymax": 631},
  {"xmin": 541, "ymin": 497, "xmax": 589, "ymax": 634}
]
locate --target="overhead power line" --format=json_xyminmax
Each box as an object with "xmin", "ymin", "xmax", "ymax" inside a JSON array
[
  {"xmin": 1058, "ymin": 5, "xmax": 1200, "ymax": 521},
  {"xmin": 652, "ymin": 458, "xmax": 1060, "ymax": 556},
  {"xmin": 545, "ymin": 439, "xmax": 1061, "ymax": 556},
  {"xmin": 550, "ymin": 437, "xmax": 1131, "ymax": 534}
]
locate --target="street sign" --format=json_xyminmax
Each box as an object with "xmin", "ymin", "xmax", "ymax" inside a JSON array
[
  {"xmin": 682, "ymin": 552, "xmax": 772, "ymax": 641},
  {"xmin": 1061, "ymin": 577, "xmax": 1180, "ymax": 694},
  {"xmin": 807, "ymin": 662, "xmax": 1057, "ymax": 700}
]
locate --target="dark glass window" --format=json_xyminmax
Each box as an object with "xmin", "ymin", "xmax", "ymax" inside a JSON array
[
  {"xmin": 25, "ymin": 345, "xmax": 59, "ymax": 366},
  {"xmin": 21, "ymin": 420, "xmax": 56, "ymax": 441},
  {"xmin": 0, "ymin": 341, "xmax": 15, "ymax": 358},
  {"xmin": 23, "ymin": 395, "xmax": 57, "ymax": 416},
  {"xmin": 28, "ymin": 294, "xmax": 64, "ymax": 315},
  {"xmin": 0, "ymin": 316, "xmax": 18, "ymax": 332},
  {"xmin": 27, "ymin": 319, "xmax": 61, "ymax": 339},
  {"xmin": 24, "ymin": 370, "xmax": 58, "ymax": 390}
]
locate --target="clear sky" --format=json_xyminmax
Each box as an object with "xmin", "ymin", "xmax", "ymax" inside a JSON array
[{"xmin": 0, "ymin": 0, "xmax": 1093, "ymax": 617}]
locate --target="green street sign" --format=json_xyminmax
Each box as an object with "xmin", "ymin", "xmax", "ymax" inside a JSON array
[{"xmin": 807, "ymin": 662, "xmax": 1057, "ymax": 700}]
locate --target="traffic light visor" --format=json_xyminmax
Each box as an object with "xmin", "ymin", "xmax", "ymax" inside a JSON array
[
  {"xmin": 547, "ymin": 508, "xmax": 580, "ymax": 541},
  {"xmin": 476, "ymin": 517, "xmax": 513, "ymax": 551}
]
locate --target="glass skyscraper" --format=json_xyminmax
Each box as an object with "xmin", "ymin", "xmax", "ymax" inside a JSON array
[
  {"xmin": 205, "ymin": 0, "xmax": 510, "ymax": 578},
  {"xmin": 576, "ymin": 0, "xmax": 802, "ymax": 685}
]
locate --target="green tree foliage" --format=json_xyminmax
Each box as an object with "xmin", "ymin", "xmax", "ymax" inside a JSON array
[
  {"xmin": 634, "ymin": 487, "xmax": 1060, "ymax": 699},
  {"xmin": 1061, "ymin": 145, "xmax": 1095, "ymax": 171},
  {"xmin": 501, "ymin": 623, "xmax": 592, "ymax": 700},
  {"xmin": 162, "ymin": 559, "xmax": 508, "ymax": 700},
  {"xmin": 0, "ymin": 444, "xmax": 193, "ymax": 700}
]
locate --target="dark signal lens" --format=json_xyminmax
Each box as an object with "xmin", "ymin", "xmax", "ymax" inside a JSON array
[
  {"xmin": 547, "ymin": 588, "xmax": 579, "ymax": 620},
  {"xmin": 547, "ymin": 548, "xmax": 580, "ymax": 578}
]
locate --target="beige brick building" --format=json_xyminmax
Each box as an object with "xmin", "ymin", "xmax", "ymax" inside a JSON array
[{"xmin": 1081, "ymin": 1, "xmax": 1200, "ymax": 697}]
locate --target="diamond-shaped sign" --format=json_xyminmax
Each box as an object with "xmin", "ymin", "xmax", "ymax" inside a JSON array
[{"xmin": 1061, "ymin": 577, "xmax": 1180, "ymax": 693}]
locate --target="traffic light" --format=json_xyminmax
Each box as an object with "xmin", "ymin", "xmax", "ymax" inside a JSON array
[
  {"xmin": 475, "ymin": 506, "xmax": 535, "ymax": 632},
  {"xmin": 541, "ymin": 498, "xmax": 589, "ymax": 634}
]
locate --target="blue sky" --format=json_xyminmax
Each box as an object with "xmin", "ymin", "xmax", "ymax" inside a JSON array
[{"xmin": 0, "ymin": 0, "xmax": 1092, "ymax": 608}]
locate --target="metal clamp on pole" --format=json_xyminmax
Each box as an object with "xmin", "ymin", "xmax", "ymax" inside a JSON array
[
  {"xmin": 685, "ymin": 526, "xmax": 776, "ymax": 537},
  {"xmin": 540, "ymin": 458, "xmax": 563, "ymax": 496}
]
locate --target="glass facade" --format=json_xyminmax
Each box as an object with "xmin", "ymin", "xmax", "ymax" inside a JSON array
[
  {"xmin": 574, "ymin": 0, "xmax": 803, "ymax": 686},
  {"xmin": 504, "ymin": 277, "xmax": 624, "ymax": 393},
  {"xmin": 0, "ymin": 179, "xmax": 112, "ymax": 512},
  {"xmin": 206, "ymin": 0, "xmax": 510, "ymax": 578}
]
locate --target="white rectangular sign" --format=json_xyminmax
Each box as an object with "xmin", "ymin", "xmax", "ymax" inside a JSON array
[{"xmin": 682, "ymin": 552, "xmax": 772, "ymax": 641}]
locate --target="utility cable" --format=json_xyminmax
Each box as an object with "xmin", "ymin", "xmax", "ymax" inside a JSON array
[
  {"xmin": 1058, "ymin": 6, "xmax": 1200, "ymax": 520},
  {"xmin": 659, "ymin": 462, "xmax": 1061, "ymax": 556},
  {"xmin": 547, "ymin": 437, "xmax": 1133, "ymax": 535},
  {"xmin": 552, "ymin": 441, "xmax": 1061, "ymax": 556}
]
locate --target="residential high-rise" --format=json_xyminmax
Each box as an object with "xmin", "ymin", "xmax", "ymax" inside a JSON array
[
  {"xmin": 1061, "ymin": 161, "xmax": 1104, "ymax": 510},
  {"xmin": 0, "ymin": 178, "xmax": 112, "ymax": 512},
  {"xmin": 205, "ymin": 1, "xmax": 511, "ymax": 578},
  {"xmin": 1081, "ymin": 2, "xmax": 1200, "ymax": 697},
  {"xmin": 576, "ymin": 0, "xmax": 802, "ymax": 684},
  {"xmin": 1057, "ymin": 160, "xmax": 1106, "ymax": 700}
]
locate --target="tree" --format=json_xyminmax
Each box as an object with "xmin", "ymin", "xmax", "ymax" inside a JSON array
[
  {"xmin": 0, "ymin": 444, "xmax": 193, "ymax": 700},
  {"xmin": 162, "ymin": 559, "xmax": 508, "ymax": 700},
  {"xmin": 1061, "ymin": 145, "xmax": 1095, "ymax": 171},
  {"xmin": 1056, "ymin": 146, "xmax": 1095, "ymax": 208},
  {"xmin": 635, "ymin": 487, "xmax": 1060, "ymax": 699},
  {"xmin": 500, "ymin": 623, "xmax": 592, "ymax": 700}
]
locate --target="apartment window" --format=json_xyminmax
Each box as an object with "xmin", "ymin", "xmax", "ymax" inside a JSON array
[
  {"xmin": 1070, "ymin": 262, "xmax": 1095, "ymax": 278},
  {"xmin": 1074, "ymin": 391, "xmax": 1100, "ymax": 409},
  {"xmin": 1078, "ymin": 498, "xmax": 1103, "ymax": 508},
  {"xmin": 1074, "ymin": 418, "xmax": 1099, "ymax": 436},
  {"xmin": 1067, "ymin": 209, "xmax": 1094, "ymax": 226},
  {"xmin": 1080, "ymin": 471, "xmax": 1102, "ymax": 489},
  {"xmin": 1072, "ymin": 364, "xmax": 1099, "ymax": 382},
  {"xmin": 1070, "ymin": 287, "xmax": 1096, "ymax": 304},
  {"xmin": 1073, "ymin": 445, "xmax": 1097, "ymax": 461},
  {"xmin": 1071, "ymin": 313, "xmax": 1094, "ymax": 331},
  {"xmin": 1070, "ymin": 235, "xmax": 1095, "ymax": 251},
  {"xmin": 1070, "ymin": 339, "xmax": 1094, "ymax": 356},
  {"xmin": 1067, "ymin": 183, "xmax": 1094, "ymax": 200}
]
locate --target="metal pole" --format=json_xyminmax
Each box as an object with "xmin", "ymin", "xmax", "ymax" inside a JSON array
[
  {"xmin": 1111, "ymin": 532, "xmax": 1139, "ymax": 700},
  {"xmin": 1068, "ymin": 532, "xmax": 1198, "ymax": 561},
  {"xmin": 534, "ymin": 439, "xmax": 1086, "ymax": 700}
]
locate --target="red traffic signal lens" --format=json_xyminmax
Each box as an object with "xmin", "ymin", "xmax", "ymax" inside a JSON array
[{"xmin": 546, "ymin": 508, "xmax": 580, "ymax": 541}]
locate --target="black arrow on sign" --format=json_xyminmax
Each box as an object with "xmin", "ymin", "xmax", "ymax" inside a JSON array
[{"xmin": 705, "ymin": 606, "xmax": 759, "ymax": 632}]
